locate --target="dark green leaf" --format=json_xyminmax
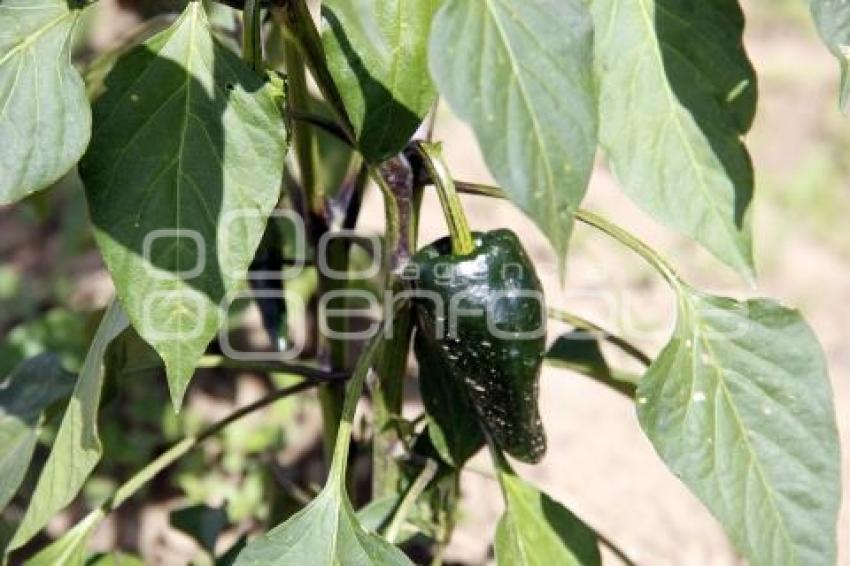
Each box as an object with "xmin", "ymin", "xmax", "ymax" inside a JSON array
[
  {"xmin": 591, "ymin": 0, "xmax": 756, "ymax": 277},
  {"xmin": 429, "ymin": 0, "xmax": 597, "ymax": 264},
  {"xmin": 80, "ymin": 2, "xmax": 288, "ymax": 407},
  {"xmin": 7, "ymin": 302, "xmax": 129, "ymax": 552},
  {"xmin": 170, "ymin": 504, "xmax": 229, "ymax": 554},
  {"xmin": 810, "ymin": 0, "xmax": 850, "ymax": 110},
  {"xmin": 545, "ymin": 332, "xmax": 639, "ymax": 397},
  {"xmin": 414, "ymin": 333, "xmax": 484, "ymax": 467},
  {"xmin": 216, "ymin": 536, "xmax": 247, "ymax": 566},
  {"xmin": 0, "ymin": 0, "xmax": 91, "ymax": 204},
  {"xmin": 0, "ymin": 354, "xmax": 75, "ymax": 511},
  {"xmin": 638, "ymin": 291, "xmax": 841, "ymax": 565},
  {"xmin": 495, "ymin": 472, "xmax": 600, "ymax": 565},
  {"xmin": 321, "ymin": 0, "xmax": 440, "ymax": 162}
]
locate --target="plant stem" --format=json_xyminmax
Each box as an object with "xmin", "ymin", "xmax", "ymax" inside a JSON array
[
  {"xmin": 241, "ymin": 0, "xmax": 262, "ymax": 72},
  {"xmin": 273, "ymin": 0, "xmax": 353, "ymax": 136},
  {"xmin": 286, "ymin": 109, "xmax": 354, "ymax": 148},
  {"xmin": 414, "ymin": 142, "xmax": 474, "ymax": 255},
  {"xmin": 369, "ymin": 167, "xmax": 403, "ymax": 279},
  {"xmin": 283, "ymin": 27, "xmax": 321, "ymax": 214},
  {"xmin": 385, "ymin": 459, "xmax": 438, "ymax": 543},
  {"xmin": 121, "ymin": 355, "xmax": 348, "ymax": 382},
  {"xmin": 369, "ymin": 156, "xmax": 418, "ymax": 499},
  {"xmin": 328, "ymin": 329, "xmax": 385, "ymax": 485},
  {"xmin": 279, "ymin": 4, "xmax": 348, "ymax": 462},
  {"xmin": 446, "ymin": 180, "xmax": 683, "ymax": 287},
  {"xmin": 547, "ymin": 308, "xmax": 652, "ymax": 367},
  {"xmin": 574, "ymin": 210, "xmax": 681, "ymax": 288}
]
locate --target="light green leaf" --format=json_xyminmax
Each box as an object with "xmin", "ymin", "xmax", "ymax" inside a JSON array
[
  {"xmin": 591, "ymin": 0, "xmax": 756, "ymax": 277},
  {"xmin": 0, "ymin": 0, "xmax": 91, "ymax": 204},
  {"xmin": 234, "ymin": 485, "xmax": 412, "ymax": 566},
  {"xmin": 637, "ymin": 291, "xmax": 841, "ymax": 565},
  {"xmin": 7, "ymin": 301, "xmax": 128, "ymax": 552},
  {"xmin": 0, "ymin": 354, "xmax": 75, "ymax": 512},
  {"xmin": 80, "ymin": 2, "xmax": 288, "ymax": 407},
  {"xmin": 235, "ymin": 332, "xmax": 411, "ymax": 566},
  {"xmin": 321, "ymin": 0, "xmax": 440, "ymax": 162},
  {"xmin": 810, "ymin": 0, "xmax": 850, "ymax": 110},
  {"xmin": 429, "ymin": 0, "xmax": 597, "ymax": 264},
  {"xmin": 26, "ymin": 509, "xmax": 104, "ymax": 566},
  {"xmin": 495, "ymin": 473, "xmax": 600, "ymax": 566}
]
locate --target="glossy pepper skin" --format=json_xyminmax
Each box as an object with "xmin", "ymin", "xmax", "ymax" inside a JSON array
[{"xmin": 410, "ymin": 229, "xmax": 547, "ymax": 463}]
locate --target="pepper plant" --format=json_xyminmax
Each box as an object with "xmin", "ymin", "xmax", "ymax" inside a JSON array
[{"xmin": 0, "ymin": 0, "xmax": 844, "ymax": 564}]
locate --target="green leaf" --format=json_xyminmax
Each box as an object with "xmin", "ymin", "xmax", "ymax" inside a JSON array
[
  {"xmin": 7, "ymin": 301, "xmax": 129, "ymax": 552},
  {"xmin": 216, "ymin": 536, "xmax": 247, "ymax": 566},
  {"xmin": 26, "ymin": 509, "xmax": 104, "ymax": 566},
  {"xmin": 80, "ymin": 2, "xmax": 288, "ymax": 407},
  {"xmin": 414, "ymin": 333, "xmax": 484, "ymax": 467},
  {"xmin": 0, "ymin": 0, "xmax": 91, "ymax": 204},
  {"xmin": 810, "ymin": 0, "xmax": 850, "ymax": 110},
  {"xmin": 591, "ymin": 0, "xmax": 756, "ymax": 277},
  {"xmin": 321, "ymin": 0, "xmax": 440, "ymax": 162},
  {"xmin": 637, "ymin": 291, "xmax": 841, "ymax": 565},
  {"xmin": 429, "ymin": 0, "xmax": 597, "ymax": 264},
  {"xmin": 495, "ymin": 473, "xmax": 600, "ymax": 566},
  {"xmin": 235, "ymin": 484, "xmax": 412, "ymax": 566},
  {"xmin": 235, "ymin": 332, "xmax": 411, "ymax": 566},
  {"xmin": 170, "ymin": 504, "xmax": 229, "ymax": 554},
  {"xmin": 0, "ymin": 354, "xmax": 75, "ymax": 511},
  {"xmin": 545, "ymin": 332, "xmax": 639, "ymax": 398}
]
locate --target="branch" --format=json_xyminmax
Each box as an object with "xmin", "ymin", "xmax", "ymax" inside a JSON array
[
  {"xmin": 121, "ymin": 355, "xmax": 349, "ymax": 382},
  {"xmin": 107, "ymin": 379, "xmax": 327, "ymax": 512},
  {"xmin": 547, "ymin": 308, "xmax": 652, "ymax": 368}
]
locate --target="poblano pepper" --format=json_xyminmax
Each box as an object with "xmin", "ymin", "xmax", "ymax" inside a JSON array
[{"xmin": 410, "ymin": 229, "xmax": 547, "ymax": 463}]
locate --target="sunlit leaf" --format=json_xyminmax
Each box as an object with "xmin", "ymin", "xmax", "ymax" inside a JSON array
[
  {"xmin": 0, "ymin": 0, "xmax": 91, "ymax": 204},
  {"xmin": 591, "ymin": 0, "xmax": 756, "ymax": 277},
  {"xmin": 235, "ymin": 333, "xmax": 411, "ymax": 565},
  {"xmin": 7, "ymin": 302, "xmax": 128, "ymax": 552},
  {"xmin": 429, "ymin": 0, "xmax": 597, "ymax": 265},
  {"xmin": 80, "ymin": 2, "xmax": 288, "ymax": 407},
  {"xmin": 810, "ymin": 0, "xmax": 850, "ymax": 110},
  {"xmin": 638, "ymin": 291, "xmax": 841, "ymax": 565},
  {"xmin": 26, "ymin": 510, "xmax": 103, "ymax": 566},
  {"xmin": 495, "ymin": 472, "xmax": 600, "ymax": 566},
  {"xmin": 321, "ymin": 0, "xmax": 440, "ymax": 162}
]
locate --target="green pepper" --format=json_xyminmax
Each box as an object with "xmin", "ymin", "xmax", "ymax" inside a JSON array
[{"xmin": 410, "ymin": 229, "xmax": 547, "ymax": 463}]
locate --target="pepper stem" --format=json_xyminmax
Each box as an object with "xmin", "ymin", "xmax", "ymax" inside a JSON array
[{"xmin": 414, "ymin": 141, "xmax": 475, "ymax": 256}]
